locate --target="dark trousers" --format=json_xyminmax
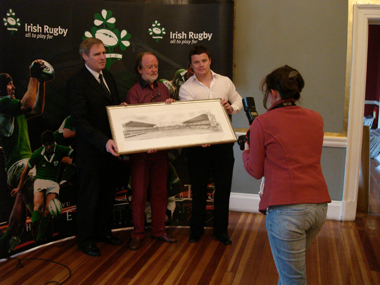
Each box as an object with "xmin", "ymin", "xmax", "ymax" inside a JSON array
[
  {"xmin": 130, "ymin": 152, "xmax": 168, "ymax": 239},
  {"xmin": 76, "ymin": 166, "xmax": 118, "ymax": 245},
  {"xmin": 187, "ymin": 143, "xmax": 235, "ymax": 236}
]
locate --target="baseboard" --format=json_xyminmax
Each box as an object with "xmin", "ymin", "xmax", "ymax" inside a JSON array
[{"xmin": 230, "ymin": 192, "xmax": 343, "ymax": 221}]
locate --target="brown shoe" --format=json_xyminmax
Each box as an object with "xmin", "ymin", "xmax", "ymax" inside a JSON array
[
  {"xmin": 153, "ymin": 234, "xmax": 177, "ymax": 243},
  {"xmin": 129, "ymin": 237, "xmax": 142, "ymax": 250}
]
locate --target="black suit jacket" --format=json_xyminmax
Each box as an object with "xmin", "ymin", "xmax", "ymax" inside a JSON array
[{"xmin": 67, "ymin": 66, "xmax": 120, "ymax": 169}]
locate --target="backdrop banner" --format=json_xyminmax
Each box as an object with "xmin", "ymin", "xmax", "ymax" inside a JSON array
[{"xmin": 0, "ymin": 0, "xmax": 234, "ymax": 258}]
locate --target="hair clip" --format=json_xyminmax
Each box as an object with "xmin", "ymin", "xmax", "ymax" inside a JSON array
[{"xmin": 288, "ymin": 71, "xmax": 298, "ymax": 78}]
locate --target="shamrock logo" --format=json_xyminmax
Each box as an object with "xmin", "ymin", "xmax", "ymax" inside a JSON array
[
  {"xmin": 3, "ymin": 9, "xmax": 21, "ymax": 35},
  {"xmin": 84, "ymin": 9, "xmax": 131, "ymax": 68},
  {"xmin": 149, "ymin": 20, "xmax": 166, "ymax": 42}
]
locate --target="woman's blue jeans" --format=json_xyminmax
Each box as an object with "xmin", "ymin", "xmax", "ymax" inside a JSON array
[{"xmin": 266, "ymin": 203, "xmax": 328, "ymax": 285}]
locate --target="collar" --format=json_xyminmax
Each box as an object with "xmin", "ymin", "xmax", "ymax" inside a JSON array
[
  {"xmin": 268, "ymin": 99, "xmax": 296, "ymax": 111},
  {"xmin": 85, "ymin": 64, "xmax": 104, "ymax": 81},
  {"xmin": 139, "ymin": 77, "xmax": 157, "ymax": 89},
  {"xmin": 41, "ymin": 143, "xmax": 57, "ymax": 163}
]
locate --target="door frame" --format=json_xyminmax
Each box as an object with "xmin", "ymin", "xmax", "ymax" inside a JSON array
[{"xmin": 343, "ymin": 4, "xmax": 380, "ymax": 220}]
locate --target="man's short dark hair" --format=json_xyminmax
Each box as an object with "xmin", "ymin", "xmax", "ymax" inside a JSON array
[
  {"xmin": 134, "ymin": 51, "xmax": 156, "ymax": 74},
  {"xmin": 41, "ymin": 130, "xmax": 55, "ymax": 145},
  {"xmin": 188, "ymin": 45, "xmax": 211, "ymax": 64}
]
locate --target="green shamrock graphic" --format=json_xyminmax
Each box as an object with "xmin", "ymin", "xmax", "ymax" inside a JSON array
[
  {"xmin": 149, "ymin": 20, "xmax": 166, "ymax": 42},
  {"xmin": 84, "ymin": 9, "xmax": 131, "ymax": 68},
  {"xmin": 3, "ymin": 9, "xmax": 21, "ymax": 35}
]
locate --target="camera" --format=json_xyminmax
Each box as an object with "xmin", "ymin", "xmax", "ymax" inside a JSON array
[{"xmin": 237, "ymin": 97, "xmax": 258, "ymax": 150}]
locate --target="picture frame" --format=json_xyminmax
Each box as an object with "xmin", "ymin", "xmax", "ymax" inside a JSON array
[{"xmin": 106, "ymin": 98, "xmax": 237, "ymax": 154}]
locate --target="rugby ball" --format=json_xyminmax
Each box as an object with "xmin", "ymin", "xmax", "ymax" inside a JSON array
[
  {"xmin": 49, "ymin": 198, "xmax": 63, "ymax": 217},
  {"xmin": 152, "ymin": 27, "xmax": 161, "ymax": 34},
  {"xmin": 95, "ymin": 29, "xmax": 118, "ymax": 47},
  {"xmin": 31, "ymin": 59, "xmax": 55, "ymax": 82},
  {"xmin": 7, "ymin": 18, "xmax": 16, "ymax": 26},
  {"xmin": 158, "ymin": 79, "xmax": 175, "ymax": 97}
]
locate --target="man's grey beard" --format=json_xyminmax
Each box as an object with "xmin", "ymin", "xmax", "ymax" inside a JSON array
[{"xmin": 146, "ymin": 74, "xmax": 158, "ymax": 84}]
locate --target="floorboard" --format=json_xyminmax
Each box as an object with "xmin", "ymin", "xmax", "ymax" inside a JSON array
[{"xmin": 1, "ymin": 211, "xmax": 380, "ymax": 285}]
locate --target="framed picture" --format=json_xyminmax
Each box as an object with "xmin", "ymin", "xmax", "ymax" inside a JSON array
[{"xmin": 107, "ymin": 98, "xmax": 237, "ymax": 154}]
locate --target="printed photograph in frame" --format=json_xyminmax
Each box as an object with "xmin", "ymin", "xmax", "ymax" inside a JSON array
[{"xmin": 107, "ymin": 99, "xmax": 237, "ymax": 154}]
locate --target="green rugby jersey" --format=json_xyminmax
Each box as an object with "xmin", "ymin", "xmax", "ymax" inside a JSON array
[
  {"xmin": 0, "ymin": 97, "xmax": 32, "ymax": 170},
  {"xmin": 28, "ymin": 144, "xmax": 73, "ymax": 182}
]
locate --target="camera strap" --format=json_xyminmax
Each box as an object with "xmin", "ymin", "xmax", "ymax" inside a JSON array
[{"xmin": 268, "ymin": 99, "xmax": 296, "ymax": 111}]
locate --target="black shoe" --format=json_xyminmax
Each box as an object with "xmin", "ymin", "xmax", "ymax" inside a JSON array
[
  {"xmin": 79, "ymin": 241, "xmax": 101, "ymax": 257},
  {"xmin": 215, "ymin": 233, "xmax": 232, "ymax": 245},
  {"xmin": 129, "ymin": 237, "xmax": 142, "ymax": 250},
  {"xmin": 153, "ymin": 233, "xmax": 177, "ymax": 243},
  {"xmin": 95, "ymin": 234, "xmax": 122, "ymax": 246},
  {"xmin": 189, "ymin": 232, "xmax": 202, "ymax": 243}
]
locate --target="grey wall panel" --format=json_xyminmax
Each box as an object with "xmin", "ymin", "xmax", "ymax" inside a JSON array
[
  {"xmin": 232, "ymin": 143, "xmax": 346, "ymax": 203},
  {"xmin": 233, "ymin": 0, "xmax": 348, "ymax": 134}
]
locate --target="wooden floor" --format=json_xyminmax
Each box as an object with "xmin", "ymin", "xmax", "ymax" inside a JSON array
[{"xmin": 0, "ymin": 210, "xmax": 380, "ymax": 285}]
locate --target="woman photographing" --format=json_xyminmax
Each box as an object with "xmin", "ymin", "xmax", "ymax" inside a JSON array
[{"xmin": 242, "ymin": 65, "xmax": 331, "ymax": 284}]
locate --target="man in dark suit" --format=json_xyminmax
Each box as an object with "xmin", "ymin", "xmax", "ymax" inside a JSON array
[{"xmin": 67, "ymin": 38, "xmax": 123, "ymax": 257}]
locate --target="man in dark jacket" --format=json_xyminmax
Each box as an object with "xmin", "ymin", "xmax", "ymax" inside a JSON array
[{"xmin": 67, "ymin": 37, "xmax": 123, "ymax": 257}]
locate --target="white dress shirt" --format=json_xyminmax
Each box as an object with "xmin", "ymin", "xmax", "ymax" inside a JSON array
[
  {"xmin": 179, "ymin": 70, "xmax": 243, "ymax": 114},
  {"xmin": 85, "ymin": 64, "xmax": 110, "ymax": 92}
]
